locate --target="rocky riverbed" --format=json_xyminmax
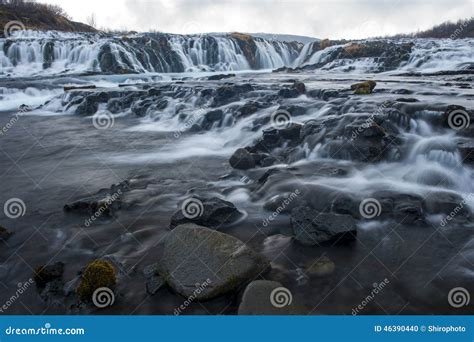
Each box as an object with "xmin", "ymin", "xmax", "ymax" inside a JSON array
[{"xmin": 0, "ymin": 32, "xmax": 473, "ymax": 315}]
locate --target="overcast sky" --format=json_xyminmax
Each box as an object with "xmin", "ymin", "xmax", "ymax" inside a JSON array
[{"xmin": 39, "ymin": 0, "xmax": 473, "ymax": 39}]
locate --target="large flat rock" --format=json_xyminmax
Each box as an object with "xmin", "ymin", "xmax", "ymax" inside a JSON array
[{"xmin": 157, "ymin": 224, "xmax": 269, "ymax": 301}]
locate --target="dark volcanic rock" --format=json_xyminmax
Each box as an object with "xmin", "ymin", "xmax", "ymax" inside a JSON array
[
  {"xmin": 291, "ymin": 206, "xmax": 357, "ymax": 246},
  {"xmin": 169, "ymin": 196, "xmax": 244, "ymax": 229},
  {"xmin": 458, "ymin": 142, "xmax": 474, "ymax": 164},
  {"xmin": 0, "ymin": 225, "xmax": 12, "ymax": 241},
  {"xmin": 156, "ymin": 224, "xmax": 269, "ymax": 300},
  {"xmin": 143, "ymin": 263, "xmax": 165, "ymax": 295},
  {"xmin": 212, "ymin": 84, "xmax": 254, "ymax": 107},
  {"xmin": 34, "ymin": 262, "xmax": 65, "ymax": 288},
  {"xmin": 208, "ymin": 74, "xmax": 236, "ymax": 80},
  {"xmin": 230, "ymin": 148, "xmax": 256, "ymax": 170}
]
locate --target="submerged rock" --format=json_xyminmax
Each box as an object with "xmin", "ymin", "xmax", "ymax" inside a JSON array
[
  {"xmin": 34, "ymin": 262, "xmax": 65, "ymax": 288},
  {"xmin": 229, "ymin": 148, "xmax": 256, "ymax": 170},
  {"xmin": 157, "ymin": 224, "xmax": 269, "ymax": 300},
  {"xmin": 305, "ymin": 256, "xmax": 336, "ymax": 277},
  {"xmin": 238, "ymin": 280, "xmax": 296, "ymax": 315},
  {"xmin": 143, "ymin": 263, "xmax": 165, "ymax": 296},
  {"xmin": 0, "ymin": 225, "xmax": 12, "ymax": 241},
  {"xmin": 34, "ymin": 262, "xmax": 66, "ymax": 306},
  {"xmin": 291, "ymin": 206, "xmax": 357, "ymax": 246},
  {"xmin": 458, "ymin": 141, "xmax": 474, "ymax": 164}
]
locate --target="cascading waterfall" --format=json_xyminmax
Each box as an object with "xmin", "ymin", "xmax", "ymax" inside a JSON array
[
  {"xmin": 398, "ymin": 38, "xmax": 474, "ymax": 73},
  {"xmin": 1, "ymin": 31, "xmax": 473, "ymax": 77},
  {"xmin": 0, "ymin": 31, "xmax": 300, "ymax": 76},
  {"xmin": 293, "ymin": 38, "xmax": 474, "ymax": 72}
]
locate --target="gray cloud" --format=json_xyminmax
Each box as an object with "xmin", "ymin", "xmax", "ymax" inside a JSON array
[{"xmin": 42, "ymin": 0, "xmax": 473, "ymax": 39}]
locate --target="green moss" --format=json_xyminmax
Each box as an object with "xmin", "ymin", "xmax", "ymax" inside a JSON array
[
  {"xmin": 76, "ymin": 260, "xmax": 116, "ymax": 301},
  {"xmin": 351, "ymin": 80, "xmax": 377, "ymax": 95}
]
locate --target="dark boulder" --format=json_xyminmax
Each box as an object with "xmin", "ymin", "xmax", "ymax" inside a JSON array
[
  {"xmin": 0, "ymin": 225, "xmax": 12, "ymax": 241},
  {"xmin": 291, "ymin": 206, "xmax": 357, "ymax": 246},
  {"xmin": 34, "ymin": 262, "xmax": 64, "ymax": 288},
  {"xmin": 208, "ymin": 74, "xmax": 236, "ymax": 80},
  {"xmin": 230, "ymin": 148, "xmax": 256, "ymax": 170},
  {"xmin": 458, "ymin": 141, "xmax": 474, "ymax": 164},
  {"xmin": 169, "ymin": 196, "xmax": 244, "ymax": 229}
]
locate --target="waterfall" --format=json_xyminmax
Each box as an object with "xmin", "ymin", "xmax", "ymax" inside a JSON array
[{"xmin": 0, "ymin": 31, "xmax": 299, "ymax": 76}]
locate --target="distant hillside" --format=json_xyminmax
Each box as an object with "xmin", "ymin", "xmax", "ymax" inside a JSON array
[
  {"xmin": 0, "ymin": 0, "xmax": 96, "ymax": 37},
  {"xmin": 414, "ymin": 18, "xmax": 473, "ymax": 38}
]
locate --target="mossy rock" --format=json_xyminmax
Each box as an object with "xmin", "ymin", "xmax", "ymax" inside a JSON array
[
  {"xmin": 305, "ymin": 256, "xmax": 335, "ymax": 277},
  {"xmin": 351, "ymin": 80, "xmax": 377, "ymax": 94},
  {"xmin": 34, "ymin": 262, "xmax": 64, "ymax": 288},
  {"xmin": 76, "ymin": 260, "xmax": 116, "ymax": 301}
]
